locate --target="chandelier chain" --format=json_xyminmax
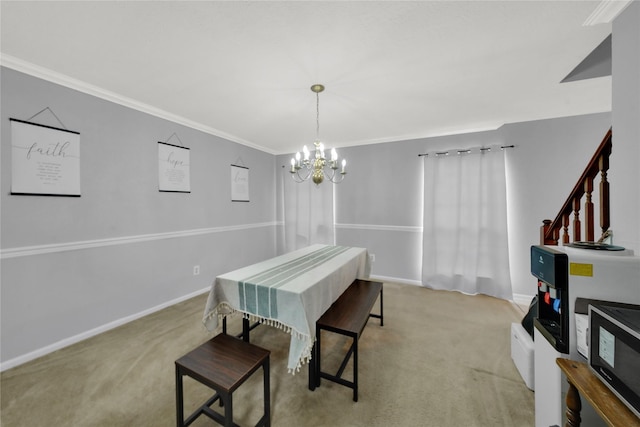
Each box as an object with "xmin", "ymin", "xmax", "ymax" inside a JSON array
[{"xmin": 316, "ymin": 91, "xmax": 320, "ymax": 141}]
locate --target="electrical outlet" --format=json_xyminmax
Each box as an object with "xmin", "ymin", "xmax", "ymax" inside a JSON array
[
  {"xmin": 193, "ymin": 265, "xmax": 200, "ymax": 276},
  {"xmin": 369, "ymin": 254, "xmax": 376, "ymax": 263}
]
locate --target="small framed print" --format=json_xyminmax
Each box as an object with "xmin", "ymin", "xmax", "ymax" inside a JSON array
[
  {"xmin": 231, "ymin": 164, "xmax": 249, "ymax": 202},
  {"xmin": 158, "ymin": 141, "xmax": 190, "ymax": 193}
]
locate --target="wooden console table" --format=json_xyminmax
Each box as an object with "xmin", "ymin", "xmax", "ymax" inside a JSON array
[{"xmin": 556, "ymin": 358, "xmax": 640, "ymax": 427}]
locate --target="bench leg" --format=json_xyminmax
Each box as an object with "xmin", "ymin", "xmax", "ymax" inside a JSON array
[
  {"xmin": 368, "ymin": 284, "xmax": 384, "ymax": 326},
  {"xmin": 176, "ymin": 366, "xmax": 184, "ymax": 427},
  {"xmin": 353, "ymin": 338, "xmax": 358, "ymax": 402},
  {"xmin": 263, "ymin": 359, "xmax": 271, "ymax": 427},
  {"xmin": 380, "ymin": 285, "xmax": 384, "ymax": 326},
  {"xmin": 316, "ymin": 325, "xmax": 322, "ymax": 387}
]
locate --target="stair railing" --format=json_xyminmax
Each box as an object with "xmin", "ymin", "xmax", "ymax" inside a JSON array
[{"xmin": 540, "ymin": 128, "xmax": 612, "ymax": 245}]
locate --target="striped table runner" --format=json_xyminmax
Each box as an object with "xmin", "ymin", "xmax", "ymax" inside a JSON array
[{"xmin": 203, "ymin": 244, "xmax": 370, "ymax": 373}]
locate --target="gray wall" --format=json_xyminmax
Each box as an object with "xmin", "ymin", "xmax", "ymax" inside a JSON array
[
  {"xmin": 1, "ymin": 68, "xmax": 277, "ymax": 368},
  {"xmin": 611, "ymin": 1, "xmax": 640, "ymax": 252},
  {"xmin": 278, "ymin": 113, "xmax": 613, "ymax": 302},
  {"xmin": 4, "ymin": 4, "xmax": 639, "ymax": 367},
  {"xmin": 502, "ymin": 115, "xmax": 613, "ymax": 299}
]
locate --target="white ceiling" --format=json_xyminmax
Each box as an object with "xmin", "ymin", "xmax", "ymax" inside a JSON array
[{"xmin": 0, "ymin": 1, "xmax": 618, "ymax": 154}]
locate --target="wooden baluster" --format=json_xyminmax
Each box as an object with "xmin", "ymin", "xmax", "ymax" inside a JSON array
[
  {"xmin": 538, "ymin": 129, "xmax": 611, "ymax": 250},
  {"xmin": 584, "ymin": 177, "xmax": 594, "ymax": 242},
  {"xmin": 572, "ymin": 197, "xmax": 581, "ymax": 243},
  {"xmin": 599, "ymin": 154, "xmax": 610, "ymax": 235},
  {"xmin": 540, "ymin": 219, "xmax": 556, "ymax": 245}
]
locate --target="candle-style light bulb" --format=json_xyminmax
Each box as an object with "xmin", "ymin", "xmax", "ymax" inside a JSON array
[
  {"xmin": 341, "ymin": 158, "xmax": 346, "ymax": 173},
  {"xmin": 290, "ymin": 157, "xmax": 296, "ymax": 172},
  {"xmin": 331, "ymin": 148, "xmax": 337, "ymax": 161},
  {"xmin": 303, "ymin": 145, "xmax": 310, "ymax": 161}
]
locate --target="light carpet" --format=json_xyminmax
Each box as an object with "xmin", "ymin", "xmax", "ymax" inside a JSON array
[{"xmin": 0, "ymin": 282, "xmax": 534, "ymax": 426}]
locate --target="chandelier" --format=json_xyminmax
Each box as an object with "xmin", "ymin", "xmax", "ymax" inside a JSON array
[{"xmin": 290, "ymin": 84, "xmax": 346, "ymax": 185}]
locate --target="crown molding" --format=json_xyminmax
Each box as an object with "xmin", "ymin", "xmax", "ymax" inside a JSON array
[
  {"xmin": 0, "ymin": 54, "xmax": 276, "ymax": 155},
  {"xmin": 584, "ymin": 0, "xmax": 633, "ymax": 26}
]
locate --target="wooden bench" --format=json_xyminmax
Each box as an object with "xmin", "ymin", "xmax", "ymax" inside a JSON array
[
  {"xmin": 175, "ymin": 333, "xmax": 271, "ymax": 427},
  {"xmin": 313, "ymin": 279, "xmax": 383, "ymax": 401}
]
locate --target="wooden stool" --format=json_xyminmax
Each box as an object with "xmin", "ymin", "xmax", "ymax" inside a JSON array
[{"xmin": 175, "ymin": 333, "xmax": 270, "ymax": 427}]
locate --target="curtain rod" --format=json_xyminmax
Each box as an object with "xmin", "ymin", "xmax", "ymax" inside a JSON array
[{"xmin": 417, "ymin": 145, "xmax": 515, "ymax": 157}]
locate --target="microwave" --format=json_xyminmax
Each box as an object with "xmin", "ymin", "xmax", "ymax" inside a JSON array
[{"xmin": 589, "ymin": 304, "xmax": 640, "ymax": 418}]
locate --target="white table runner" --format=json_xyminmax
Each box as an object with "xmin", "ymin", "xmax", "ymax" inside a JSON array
[{"xmin": 203, "ymin": 244, "xmax": 370, "ymax": 372}]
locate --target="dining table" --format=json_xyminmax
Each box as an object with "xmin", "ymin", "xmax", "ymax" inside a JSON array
[{"xmin": 202, "ymin": 244, "xmax": 371, "ymax": 374}]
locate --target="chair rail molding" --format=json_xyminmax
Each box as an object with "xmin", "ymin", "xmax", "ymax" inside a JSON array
[
  {"xmin": 1, "ymin": 221, "xmax": 281, "ymax": 259},
  {"xmin": 335, "ymin": 223, "xmax": 422, "ymax": 233}
]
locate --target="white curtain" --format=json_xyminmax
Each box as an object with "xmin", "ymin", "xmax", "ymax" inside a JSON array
[
  {"xmin": 421, "ymin": 146, "xmax": 512, "ymax": 300},
  {"xmin": 282, "ymin": 168, "xmax": 335, "ymax": 252}
]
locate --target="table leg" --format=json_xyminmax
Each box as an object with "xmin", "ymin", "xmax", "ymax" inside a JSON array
[
  {"xmin": 308, "ymin": 341, "xmax": 316, "ymax": 391},
  {"xmin": 316, "ymin": 324, "xmax": 322, "ymax": 387},
  {"xmin": 242, "ymin": 318, "xmax": 250, "ymax": 342}
]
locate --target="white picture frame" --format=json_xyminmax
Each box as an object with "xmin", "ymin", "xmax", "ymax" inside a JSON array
[
  {"xmin": 231, "ymin": 164, "xmax": 249, "ymax": 202},
  {"xmin": 158, "ymin": 141, "xmax": 190, "ymax": 193},
  {"xmin": 10, "ymin": 118, "xmax": 81, "ymax": 196}
]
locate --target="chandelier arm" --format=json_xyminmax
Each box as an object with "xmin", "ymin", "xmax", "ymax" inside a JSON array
[
  {"xmin": 326, "ymin": 168, "xmax": 346, "ymax": 184},
  {"xmin": 292, "ymin": 166, "xmax": 312, "ymax": 182},
  {"xmin": 328, "ymin": 173, "xmax": 346, "ymax": 184},
  {"xmin": 290, "ymin": 173, "xmax": 305, "ymax": 183}
]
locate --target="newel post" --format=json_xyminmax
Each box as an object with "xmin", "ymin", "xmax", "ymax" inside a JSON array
[{"xmin": 540, "ymin": 219, "xmax": 556, "ymax": 245}]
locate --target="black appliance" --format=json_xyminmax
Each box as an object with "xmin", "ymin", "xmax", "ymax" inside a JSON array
[
  {"xmin": 530, "ymin": 245, "xmax": 569, "ymax": 353},
  {"xmin": 589, "ymin": 304, "xmax": 640, "ymax": 418}
]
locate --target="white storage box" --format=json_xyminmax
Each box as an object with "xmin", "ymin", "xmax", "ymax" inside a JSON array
[{"xmin": 511, "ymin": 322, "xmax": 535, "ymax": 390}]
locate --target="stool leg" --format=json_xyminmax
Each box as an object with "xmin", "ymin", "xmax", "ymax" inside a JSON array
[
  {"xmin": 175, "ymin": 366, "xmax": 184, "ymax": 427},
  {"xmin": 221, "ymin": 392, "xmax": 233, "ymax": 427},
  {"xmin": 264, "ymin": 357, "xmax": 271, "ymax": 427}
]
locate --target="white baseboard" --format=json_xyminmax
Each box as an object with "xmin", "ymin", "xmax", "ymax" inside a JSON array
[
  {"xmin": 512, "ymin": 292, "xmax": 535, "ymax": 307},
  {"xmin": 370, "ymin": 274, "xmax": 422, "ymax": 286},
  {"xmin": 0, "ymin": 287, "xmax": 211, "ymax": 372}
]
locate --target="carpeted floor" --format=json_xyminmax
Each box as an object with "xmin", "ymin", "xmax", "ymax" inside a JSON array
[{"xmin": 0, "ymin": 282, "xmax": 534, "ymax": 426}]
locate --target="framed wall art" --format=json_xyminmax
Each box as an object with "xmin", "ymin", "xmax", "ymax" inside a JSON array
[
  {"xmin": 10, "ymin": 118, "xmax": 81, "ymax": 196},
  {"xmin": 231, "ymin": 164, "xmax": 249, "ymax": 202},
  {"xmin": 158, "ymin": 141, "xmax": 190, "ymax": 193}
]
